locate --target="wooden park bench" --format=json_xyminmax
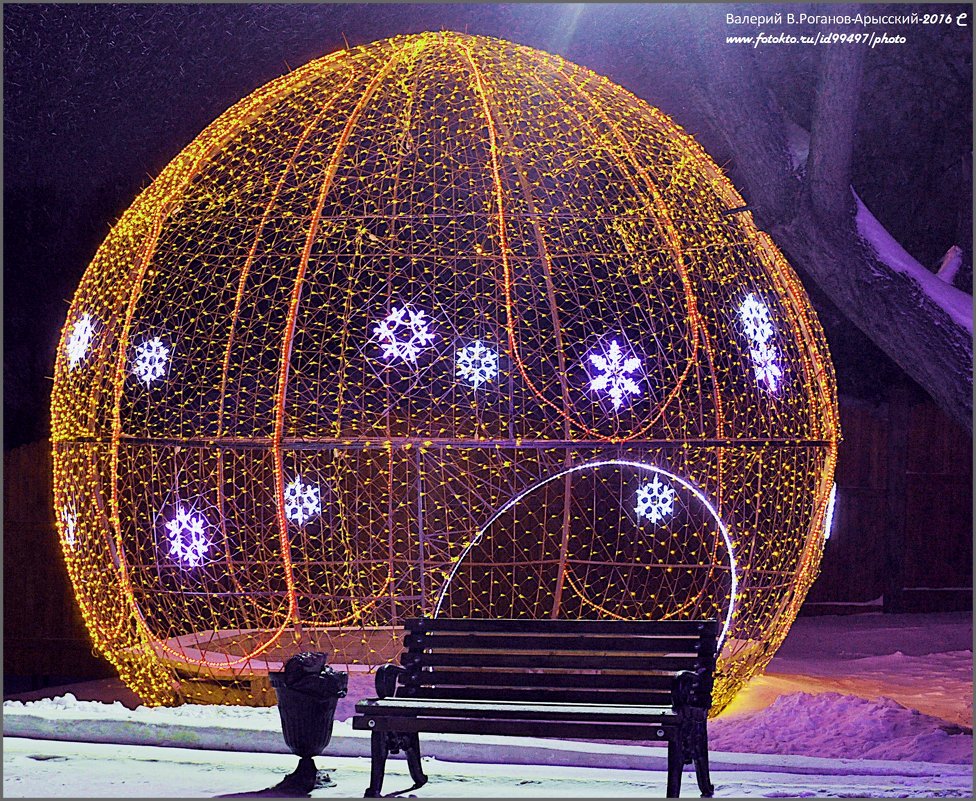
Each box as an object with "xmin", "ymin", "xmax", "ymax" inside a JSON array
[{"xmin": 352, "ymin": 617, "xmax": 718, "ymax": 797}]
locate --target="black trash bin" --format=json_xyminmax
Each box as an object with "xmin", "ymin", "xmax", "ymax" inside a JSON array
[{"xmin": 269, "ymin": 652, "xmax": 348, "ymax": 794}]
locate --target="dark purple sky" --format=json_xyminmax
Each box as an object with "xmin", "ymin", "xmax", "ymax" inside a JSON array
[
  {"xmin": 4, "ymin": 4, "xmax": 709, "ymax": 194},
  {"xmin": 3, "ymin": 3, "xmax": 971, "ymax": 447}
]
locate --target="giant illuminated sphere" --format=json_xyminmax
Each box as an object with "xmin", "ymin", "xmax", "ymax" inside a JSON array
[{"xmin": 51, "ymin": 32, "xmax": 839, "ymax": 710}]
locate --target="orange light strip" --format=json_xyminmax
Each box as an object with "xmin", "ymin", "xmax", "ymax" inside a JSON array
[{"xmin": 272, "ymin": 49, "xmax": 406, "ymax": 629}]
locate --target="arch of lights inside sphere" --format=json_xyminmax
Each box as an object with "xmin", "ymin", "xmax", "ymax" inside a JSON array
[
  {"xmin": 50, "ymin": 31, "xmax": 839, "ymax": 711},
  {"xmin": 433, "ymin": 458, "xmax": 739, "ymax": 653}
]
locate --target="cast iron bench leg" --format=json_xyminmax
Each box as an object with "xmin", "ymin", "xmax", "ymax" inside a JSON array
[
  {"xmin": 667, "ymin": 739, "xmax": 683, "ymax": 798},
  {"xmin": 365, "ymin": 731, "xmax": 387, "ymax": 797},
  {"xmin": 694, "ymin": 740, "xmax": 714, "ymax": 798},
  {"xmin": 405, "ymin": 732, "xmax": 428, "ymax": 788},
  {"xmin": 695, "ymin": 722, "xmax": 715, "ymax": 798}
]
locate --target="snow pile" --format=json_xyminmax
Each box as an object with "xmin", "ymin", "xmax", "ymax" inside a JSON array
[
  {"xmin": 3, "ymin": 692, "xmax": 297, "ymax": 755},
  {"xmin": 750, "ymin": 612, "xmax": 973, "ymax": 728},
  {"xmin": 710, "ymin": 692, "xmax": 972, "ymax": 764},
  {"xmin": 3, "ymin": 693, "xmax": 268, "ymax": 729},
  {"xmin": 4, "ymin": 691, "xmax": 280, "ymax": 729}
]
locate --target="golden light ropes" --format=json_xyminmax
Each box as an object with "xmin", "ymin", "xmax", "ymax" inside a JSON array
[{"xmin": 51, "ymin": 32, "xmax": 840, "ymax": 711}]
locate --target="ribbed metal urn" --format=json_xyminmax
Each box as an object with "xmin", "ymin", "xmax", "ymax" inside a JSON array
[{"xmin": 270, "ymin": 652, "xmax": 348, "ymax": 759}]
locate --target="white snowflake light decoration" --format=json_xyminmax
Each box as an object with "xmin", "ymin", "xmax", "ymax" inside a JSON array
[
  {"xmin": 284, "ymin": 476, "xmax": 321, "ymax": 526},
  {"xmin": 737, "ymin": 294, "xmax": 774, "ymax": 344},
  {"xmin": 635, "ymin": 475, "xmax": 677, "ymax": 524},
  {"xmin": 65, "ymin": 313, "xmax": 96, "ymax": 369},
  {"xmin": 456, "ymin": 340, "xmax": 499, "ymax": 388},
  {"xmin": 750, "ymin": 342, "xmax": 783, "ymax": 392},
  {"xmin": 588, "ymin": 339, "xmax": 642, "ymax": 410},
  {"xmin": 131, "ymin": 336, "xmax": 171, "ymax": 386},
  {"xmin": 738, "ymin": 294, "xmax": 783, "ymax": 394},
  {"xmin": 60, "ymin": 502, "xmax": 78, "ymax": 549},
  {"xmin": 373, "ymin": 305, "xmax": 436, "ymax": 363},
  {"xmin": 164, "ymin": 505, "xmax": 213, "ymax": 568}
]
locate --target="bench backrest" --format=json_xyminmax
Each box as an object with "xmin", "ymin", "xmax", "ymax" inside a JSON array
[{"xmin": 397, "ymin": 618, "xmax": 718, "ymax": 707}]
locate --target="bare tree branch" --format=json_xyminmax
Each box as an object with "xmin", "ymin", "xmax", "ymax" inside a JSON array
[{"xmin": 771, "ymin": 201, "xmax": 972, "ymax": 433}]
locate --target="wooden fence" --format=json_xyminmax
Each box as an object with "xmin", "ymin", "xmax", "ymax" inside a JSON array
[
  {"xmin": 806, "ymin": 392, "xmax": 972, "ymax": 613},
  {"xmin": 3, "ymin": 441, "xmax": 116, "ymax": 688}
]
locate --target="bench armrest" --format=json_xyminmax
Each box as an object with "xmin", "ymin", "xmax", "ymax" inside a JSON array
[
  {"xmin": 375, "ymin": 663, "xmax": 407, "ymax": 699},
  {"xmin": 671, "ymin": 668, "xmax": 712, "ymax": 711}
]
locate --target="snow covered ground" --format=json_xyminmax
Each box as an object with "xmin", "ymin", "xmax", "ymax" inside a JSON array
[
  {"xmin": 3, "ymin": 611, "xmax": 972, "ymax": 797},
  {"xmin": 5, "ymin": 736, "xmax": 971, "ymax": 799},
  {"xmin": 733, "ymin": 610, "xmax": 973, "ymax": 727}
]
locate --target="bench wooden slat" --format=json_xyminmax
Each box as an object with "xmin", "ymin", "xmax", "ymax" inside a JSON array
[
  {"xmin": 356, "ymin": 697, "xmax": 675, "ymax": 722},
  {"xmin": 406, "ymin": 617, "xmax": 718, "ymax": 637},
  {"xmin": 405, "ymin": 633, "xmax": 703, "ymax": 654},
  {"xmin": 353, "ymin": 714, "xmax": 675, "ymax": 741},
  {"xmin": 403, "ymin": 651, "xmax": 701, "ymax": 672},
  {"xmin": 402, "ymin": 686, "xmax": 673, "ymax": 705},
  {"xmin": 410, "ymin": 668, "xmax": 676, "ymax": 691}
]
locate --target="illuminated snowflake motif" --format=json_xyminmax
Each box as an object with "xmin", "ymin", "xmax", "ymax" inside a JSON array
[
  {"xmin": 588, "ymin": 340, "xmax": 642, "ymax": 410},
  {"xmin": 750, "ymin": 342, "xmax": 783, "ymax": 391},
  {"xmin": 66, "ymin": 313, "xmax": 95, "ymax": 369},
  {"xmin": 60, "ymin": 502, "xmax": 78, "ymax": 549},
  {"xmin": 635, "ymin": 476, "xmax": 677, "ymax": 524},
  {"xmin": 131, "ymin": 337, "xmax": 170, "ymax": 386},
  {"xmin": 164, "ymin": 506, "xmax": 213, "ymax": 568},
  {"xmin": 456, "ymin": 341, "xmax": 499, "ymax": 388},
  {"xmin": 373, "ymin": 306, "xmax": 436, "ymax": 363},
  {"xmin": 737, "ymin": 294, "xmax": 774, "ymax": 344},
  {"xmin": 284, "ymin": 476, "xmax": 321, "ymax": 526},
  {"xmin": 738, "ymin": 294, "xmax": 783, "ymax": 394}
]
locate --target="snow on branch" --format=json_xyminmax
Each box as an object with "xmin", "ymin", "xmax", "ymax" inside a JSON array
[
  {"xmin": 785, "ymin": 118, "xmax": 972, "ymax": 335},
  {"xmin": 854, "ymin": 195, "xmax": 973, "ymax": 334}
]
